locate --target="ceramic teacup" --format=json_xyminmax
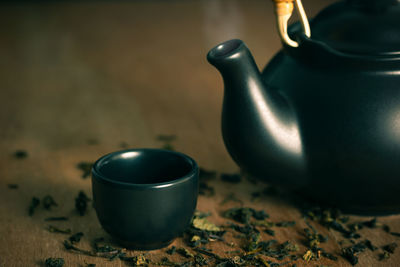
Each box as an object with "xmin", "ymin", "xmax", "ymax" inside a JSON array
[{"xmin": 91, "ymin": 148, "xmax": 199, "ymax": 250}]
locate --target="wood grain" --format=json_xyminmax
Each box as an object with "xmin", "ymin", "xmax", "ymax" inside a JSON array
[{"xmin": 0, "ymin": 0, "xmax": 399, "ymax": 266}]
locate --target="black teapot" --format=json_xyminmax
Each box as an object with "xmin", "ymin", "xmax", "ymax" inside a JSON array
[{"xmin": 207, "ymin": 0, "xmax": 400, "ymax": 214}]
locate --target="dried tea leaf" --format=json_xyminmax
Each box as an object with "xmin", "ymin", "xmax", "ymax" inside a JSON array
[
  {"xmin": 391, "ymin": 232, "xmax": 400, "ymax": 237},
  {"xmin": 166, "ymin": 246, "xmax": 176, "ymax": 255},
  {"xmin": 191, "ymin": 235, "xmax": 201, "ymax": 243},
  {"xmin": 69, "ymin": 232, "xmax": 84, "ymax": 244},
  {"xmin": 75, "ymin": 191, "xmax": 90, "ymax": 216},
  {"xmin": 156, "ymin": 135, "xmax": 177, "ymax": 142},
  {"xmin": 193, "ymin": 217, "xmax": 221, "ymax": 232},
  {"xmin": 157, "ymin": 257, "xmax": 176, "ymax": 266},
  {"xmin": 45, "ymin": 258, "xmax": 64, "ymax": 267},
  {"xmin": 87, "ymin": 138, "xmax": 99, "ymax": 145},
  {"xmin": 43, "ymin": 195, "xmax": 58, "ymax": 210},
  {"xmin": 302, "ymin": 250, "xmax": 313, "ymax": 262},
  {"xmin": 177, "ymin": 248, "xmax": 194, "ymax": 258},
  {"xmin": 363, "ymin": 239, "xmax": 377, "ymax": 251},
  {"xmin": 224, "ymin": 207, "xmax": 268, "ymax": 224},
  {"xmin": 64, "ymin": 239, "xmax": 123, "ymax": 260},
  {"xmin": 341, "ymin": 247, "xmax": 358, "ymax": 265},
  {"xmin": 275, "ymin": 221, "xmax": 296, "ymax": 227},
  {"xmin": 76, "ymin": 162, "xmax": 93, "ymax": 179},
  {"xmin": 135, "ymin": 254, "xmax": 147, "ymax": 265},
  {"xmin": 194, "ymin": 211, "xmax": 211, "ymax": 218},
  {"xmin": 194, "ymin": 254, "xmax": 208, "ymax": 266},
  {"xmin": 199, "ymin": 182, "xmax": 215, "ymax": 197},
  {"xmin": 7, "ymin": 184, "xmax": 18, "ymax": 189},
  {"xmin": 28, "ymin": 197, "xmax": 40, "ymax": 216},
  {"xmin": 220, "ymin": 193, "xmax": 243, "ymax": 206},
  {"xmin": 119, "ymin": 142, "xmax": 129, "ymax": 148},
  {"xmin": 321, "ymin": 251, "xmax": 338, "ymax": 261},
  {"xmin": 14, "ymin": 150, "xmax": 28, "ymax": 159},
  {"xmin": 245, "ymin": 232, "xmax": 260, "ymax": 252},
  {"xmin": 379, "ymin": 251, "xmax": 391, "ymax": 261},
  {"xmin": 47, "ymin": 225, "xmax": 72, "ymax": 234},
  {"xmin": 257, "ymin": 256, "xmax": 271, "ymax": 267},
  {"xmin": 280, "ymin": 241, "xmax": 299, "ymax": 252},
  {"xmin": 265, "ymin": 229, "xmax": 275, "ymax": 236},
  {"xmin": 93, "ymin": 237, "xmax": 118, "ymax": 253},
  {"xmin": 382, "ymin": 242, "xmax": 398, "ymax": 254},
  {"xmin": 199, "ymin": 168, "xmax": 217, "ymax": 181},
  {"xmin": 45, "ymin": 217, "xmax": 68, "ymax": 221},
  {"xmin": 220, "ymin": 173, "xmax": 241, "ymax": 183},
  {"xmin": 162, "ymin": 143, "xmax": 175, "ymax": 151}
]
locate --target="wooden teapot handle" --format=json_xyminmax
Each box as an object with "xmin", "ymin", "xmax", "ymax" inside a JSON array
[{"xmin": 271, "ymin": 0, "xmax": 311, "ymax": 47}]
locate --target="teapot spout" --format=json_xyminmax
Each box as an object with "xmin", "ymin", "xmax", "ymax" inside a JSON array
[{"xmin": 207, "ymin": 39, "xmax": 306, "ymax": 186}]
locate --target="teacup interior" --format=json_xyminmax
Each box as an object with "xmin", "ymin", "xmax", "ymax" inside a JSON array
[{"xmin": 95, "ymin": 150, "xmax": 194, "ymax": 184}]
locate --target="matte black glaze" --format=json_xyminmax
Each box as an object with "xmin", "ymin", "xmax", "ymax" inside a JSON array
[
  {"xmin": 92, "ymin": 149, "xmax": 198, "ymax": 249},
  {"xmin": 207, "ymin": 1, "xmax": 400, "ymax": 214}
]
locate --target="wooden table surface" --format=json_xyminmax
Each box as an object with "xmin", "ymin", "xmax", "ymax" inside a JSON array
[{"xmin": 1, "ymin": 0, "xmax": 400, "ymax": 266}]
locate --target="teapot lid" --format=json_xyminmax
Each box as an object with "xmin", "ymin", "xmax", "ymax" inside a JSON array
[{"xmin": 309, "ymin": 0, "xmax": 400, "ymax": 56}]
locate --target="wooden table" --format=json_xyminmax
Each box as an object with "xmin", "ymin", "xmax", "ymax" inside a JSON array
[{"xmin": 1, "ymin": 0, "xmax": 399, "ymax": 266}]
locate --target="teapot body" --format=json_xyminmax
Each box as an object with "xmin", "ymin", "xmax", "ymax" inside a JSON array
[
  {"xmin": 259, "ymin": 50, "xmax": 400, "ymax": 214},
  {"xmin": 209, "ymin": 0, "xmax": 400, "ymax": 214}
]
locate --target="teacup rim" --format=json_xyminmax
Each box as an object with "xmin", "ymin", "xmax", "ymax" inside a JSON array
[{"xmin": 92, "ymin": 148, "xmax": 198, "ymax": 189}]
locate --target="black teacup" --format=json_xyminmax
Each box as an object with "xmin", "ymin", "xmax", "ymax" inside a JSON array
[{"xmin": 92, "ymin": 148, "xmax": 199, "ymax": 250}]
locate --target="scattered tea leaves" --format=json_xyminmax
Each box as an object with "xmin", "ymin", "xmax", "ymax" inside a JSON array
[
  {"xmin": 264, "ymin": 229, "xmax": 275, "ymax": 236},
  {"xmin": 7, "ymin": 184, "xmax": 18, "ymax": 189},
  {"xmin": 119, "ymin": 142, "xmax": 129, "ymax": 148},
  {"xmin": 75, "ymin": 191, "xmax": 90, "ymax": 216},
  {"xmin": 76, "ymin": 162, "xmax": 93, "ymax": 179},
  {"xmin": 45, "ymin": 257, "xmax": 64, "ymax": 267},
  {"xmin": 14, "ymin": 150, "xmax": 28, "ymax": 159},
  {"xmin": 276, "ymin": 221, "xmax": 296, "ymax": 227},
  {"xmin": 382, "ymin": 242, "xmax": 398, "ymax": 254},
  {"xmin": 193, "ymin": 217, "xmax": 221, "ymax": 232},
  {"xmin": 220, "ymin": 173, "xmax": 241, "ymax": 183},
  {"xmin": 341, "ymin": 241, "xmax": 370, "ymax": 266},
  {"xmin": 87, "ymin": 138, "xmax": 99, "ymax": 145},
  {"xmin": 199, "ymin": 168, "xmax": 217, "ymax": 181},
  {"xmin": 177, "ymin": 248, "xmax": 194, "ymax": 258},
  {"xmin": 48, "ymin": 225, "xmax": 72, "ymax": 234},
  {"xmin": 157, "ymin": 257, "xmax": 176, "ymax": 266},
  {"xmin": 162, "ymin": 143, "xmax": 175, "ymax": 151},
  {"xmin": 224, "ymin": 207, "xmax": 269, "ymax": 224},
  {"xmin": 93, "ymin": 237, "xmax": 118, "ymax": 253},
  {"xmin": 43, "ymin": 195, "xmax": 58, "ymax": 210},
  {"xmin": 166, "ymin": 246, "xmax": 176, "ymax": 255},
  {"xmin": 64, "ymin": 240, "xmax": 122, "ymax": 260},
  {"xmin": 363, "ymin": 239, "xmax": 377, "ymax": 251},
  {"xmin": 220, "ymin": 193, "xmax": 243, "ymax": 206},
  {"xmin": 193, "ymin": 247, "xmax": 223, "ymax": 261},
  {"xmin": 194, "ymin": 254, "xmax": 208, "ymax": 265},
  {"xmin": 156, "ymin": 135, "xmax": 177, "ymax": 142},
  {"xmin": 28, "ymin": 197, "xmax": 40, "ymax": 216},
  {"xmin": 45, "ymin": 217, "xmax": 68, "ymax": 221},
  {"xmin": 134, "ymin": 254, "xmax": 148, "ymax": 265},
  {"xmin": 199, "ymin": 182, "xmax": 215, "ymax": 197},
  {"xmin": 157, "ymin": 135, "xmax": 176, "ymax": 151},
  {"xmin": 69, "ymin": 232, "xmax": 84, "ymax": 244},
  {"xmin": 303, "ymin": 224, "xmax": 327, "ymax": 249},
  {"xmin": 379, "ymin": 251, "xmax": 391, "ymax": 261},
  {"xmin": 302, "ymin": 250, "xmax": 313, "ymax": 262},
  {"xmin": 391, "ymin": 232, "xmax": 400, "ymax": 237}
]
